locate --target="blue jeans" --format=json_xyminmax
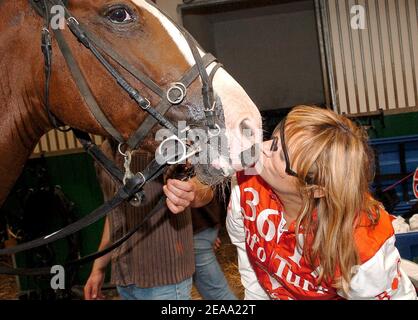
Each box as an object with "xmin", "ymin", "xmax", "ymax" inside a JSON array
[
  {"xmin": 193, "ymin": 227, "xmax": 237, "ymax": 300},
  {"xmin": 117, "ymin": 277, "xmax": 192, "ymax": 300}
]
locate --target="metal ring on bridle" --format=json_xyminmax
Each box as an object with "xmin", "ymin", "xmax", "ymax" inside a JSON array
[
  {"xmin": 118, "ymin": 143, "xmax": 129, "ymax": 157},
  {"xmin": 157, "ymin": 135, "xmax": 188, "ymax": 165},
  {"xmin": 167, "ymin": 82, "xmax": 187, "ymax": 105},
  {"xmin": 135, "ymin": 172, "xmax": 146, "ymax": 189},
  {"xmin": 208, "ymin": 124, "xmax": 221, "ymax": 138}
]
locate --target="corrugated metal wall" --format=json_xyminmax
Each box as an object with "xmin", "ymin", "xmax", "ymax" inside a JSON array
[
  {"xmin": 32, "ymin": 129, "xmax": 104, "ymax": 158},
  {"xmin": 323, "ymin": 0, "xmax": 418, "ymax": 115}
]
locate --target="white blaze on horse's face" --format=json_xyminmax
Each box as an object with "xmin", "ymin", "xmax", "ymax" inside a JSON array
[{"xmin": 132, "ymin": 0, "xmax": 263, "ymax": 172}]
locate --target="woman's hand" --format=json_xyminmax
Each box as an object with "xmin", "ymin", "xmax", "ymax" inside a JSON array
[{"xmin": 163, "ymin": 177, "xmax": 214, "ymax": 214}]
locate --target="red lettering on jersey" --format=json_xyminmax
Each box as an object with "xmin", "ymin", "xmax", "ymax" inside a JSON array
[
  {"xmin": 376, "ymin": 291, "xmax": 391, "ymax": 300},
  {"xmin": 391, "ymin": 278, "xmax": 399, "ymax": 290}
]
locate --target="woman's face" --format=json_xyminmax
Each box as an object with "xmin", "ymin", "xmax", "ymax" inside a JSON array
[{"xmin": 254, "ymin": 135, "xmax": 300, "ymax": 197}]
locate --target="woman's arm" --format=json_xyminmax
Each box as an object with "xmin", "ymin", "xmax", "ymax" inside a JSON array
[{"xmin": 338, "ymin": 236, "xmax": 417, "ymax": 300}]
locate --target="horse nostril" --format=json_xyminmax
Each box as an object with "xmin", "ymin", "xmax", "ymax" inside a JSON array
[{"xmin": 239, "ymin": 118, "xmax": 255, "ymax": 139}]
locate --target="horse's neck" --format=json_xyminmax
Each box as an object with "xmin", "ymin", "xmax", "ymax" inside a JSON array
[
  {"xmin": 0, "ymin": 68, "xmax": 47, "ymax": 208},
  {"xmin": 0, "ymin": 121, "xmax": 44, "ymax": 208},
  {"xmin": 0, "ymin": 4, "xmax": 52, "ymax": 206}
]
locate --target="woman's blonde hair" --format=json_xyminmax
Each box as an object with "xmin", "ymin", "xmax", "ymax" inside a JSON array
[{"xmin": 273, "ymin": 105, "xmax": 380, "ymax": 293}]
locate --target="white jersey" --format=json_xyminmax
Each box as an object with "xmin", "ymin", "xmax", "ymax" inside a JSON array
[{"xmin": 226, "ymin": 173, "xmax": 417, "ymax": 300}]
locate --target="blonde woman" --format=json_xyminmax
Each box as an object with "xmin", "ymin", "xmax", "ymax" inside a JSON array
[{"xmin": 225, "ymin": 106, "xmax": 417, "ymax": 300}]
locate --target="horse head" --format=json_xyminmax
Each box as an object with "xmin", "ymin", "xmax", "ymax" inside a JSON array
[{"xmin": 0, "ymin": 0, "xmax": 262, "ymax": 205}]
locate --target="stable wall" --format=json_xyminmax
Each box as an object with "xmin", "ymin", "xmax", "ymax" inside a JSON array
[{"xmin": 181, "ymin": 0, "xmax": 325, "ymax": 111}]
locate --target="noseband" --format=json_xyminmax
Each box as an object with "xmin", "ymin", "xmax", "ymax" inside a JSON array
[{"xmin": 0, "ymin": 0, "xmax": 225, "ymax": 276}]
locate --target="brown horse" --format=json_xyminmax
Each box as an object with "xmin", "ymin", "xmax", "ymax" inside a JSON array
[{"xmin": 0, "ymin": 0, "xmax": 262, "ymax": 207}]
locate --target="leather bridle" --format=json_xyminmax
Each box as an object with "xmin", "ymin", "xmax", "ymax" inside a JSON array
[
  {"xmin": 36, "ymin": 0, "xmax": 223, "ymax": 148},
  {"xmin": 0, "ymin": 0, "xmax": 224, "ymax": 276}
]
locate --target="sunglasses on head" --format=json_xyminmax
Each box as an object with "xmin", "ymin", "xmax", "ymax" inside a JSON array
[{"xmin": 270, "ymin": 117, "xmax": 298, "ymax": 178}]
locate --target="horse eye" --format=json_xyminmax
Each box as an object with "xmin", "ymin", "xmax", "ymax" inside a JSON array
[{"xmin": 107, "ymin": 7, "xmax": 134, "ymax": 24}]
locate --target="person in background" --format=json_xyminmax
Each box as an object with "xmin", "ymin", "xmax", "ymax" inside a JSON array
[
  {"xmin": 84, "ymin": 140, "xmax": 213, "ymax": 300},
  {"xmin": 191, "ymin": 196, "xmax": 237, "ymax": 300}
]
